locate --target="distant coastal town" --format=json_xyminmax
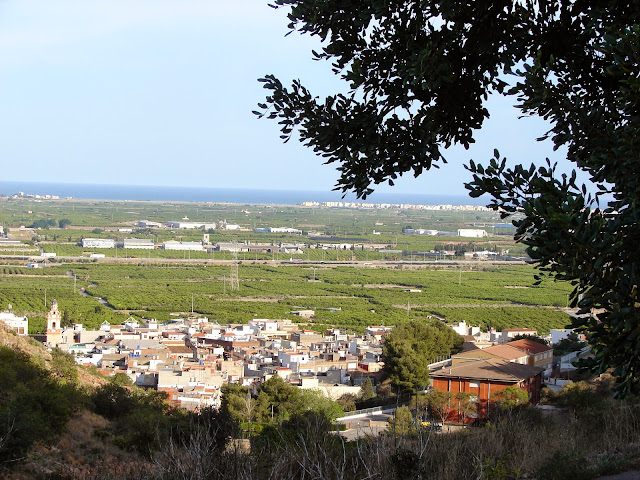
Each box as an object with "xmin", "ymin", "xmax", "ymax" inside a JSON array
[
  {"xmin": 5, "ymin": 189, "xmax": 490, "ymax": 212},
  {"xmin": 8, "ymin": 191, "xmax": 65, "ymax": 200}
]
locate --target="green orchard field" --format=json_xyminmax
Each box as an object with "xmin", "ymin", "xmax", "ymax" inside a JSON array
[
  {"xmin": 0, "ymin": 262, "xmax": 573, "ymax": 335},
  {"xmin": 0, "ymin": 197, "xmax": 565, "ymax": 335}
]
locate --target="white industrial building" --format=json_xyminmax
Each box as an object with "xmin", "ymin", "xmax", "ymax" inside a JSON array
[
  {"xmin": 137, "ymin": 220, "xmax": 163, "ymax": 228},
  {"xmin": 165, "ymin": 221, "xmax": 216, "ymax": 230},
  {"xmin": 217, "ymin": 220, "xmax": 241, "ymax": 230},
  {"xmin": 255, "ymin": 227, "xmax": 302, "ymax": 234},
  {"xmin": 163, "ymin": 241, "xmax": 205, "ymax": 251},
  {"xmin": 82, "ymin": 238, "xmax": 116, "ymax": 248},
  {"xmin": 464, "ymin": 250, "xmax": 498, "ymax": 259},
  {"xmin": 457, "ymin": 229, "xmax": 488, "ymax": 238},
  {"xmin": 280, "ymin": 244, "xmax": 304, "ymax": 254},
  {"xmin": 215, "ymin": 242, "xmax": 248, "ymax": 252},
  {"xmin": 403, "ymin": 228, "xmax": 439, "ymax": 235},
  {"xmin": 123, "ymin": 238, "xmax": 155, "ymax": 249}
]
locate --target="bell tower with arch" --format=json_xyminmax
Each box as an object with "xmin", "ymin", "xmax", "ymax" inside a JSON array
[{"xmin": 46, "ymin": 300, "xmax": 62, "ymax": 346}]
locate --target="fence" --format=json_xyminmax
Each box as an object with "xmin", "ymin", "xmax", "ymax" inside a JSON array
[{"xmin": 337, "ymin": 401, "xmax": 410, "ymax": 421}]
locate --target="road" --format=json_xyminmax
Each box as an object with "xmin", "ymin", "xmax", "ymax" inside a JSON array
[
  {"xmin": 1, "ymin": 255, "xmax": 527, "ymax": 268},
  {"xmin": 336, "ymin": 413, "xmax": 392, "ymax": 440}
]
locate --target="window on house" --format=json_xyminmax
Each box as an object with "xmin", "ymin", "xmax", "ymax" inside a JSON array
[{"xmin": 469, "ymin": 381, "xmax": 479, "ymax": 388}]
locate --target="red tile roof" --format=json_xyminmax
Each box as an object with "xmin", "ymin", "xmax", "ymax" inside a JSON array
[
  {"xmin": 481, "ymin": 344, "xmax": 530, "ymax": 361},
  {"xmin": 431, "ymin": 359, "xmax": 544, "ymax": 382},
  {"xmin": 507, "ymin": 338, "xmax": 553, "ymax": 355}
]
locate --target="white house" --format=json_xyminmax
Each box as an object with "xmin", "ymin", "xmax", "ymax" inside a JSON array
[
  {"xmin": 278, "ymin": 351, "xmax": 309, "ymax": 368},
  {"xmin": 249, "ymin": 319, "xmax": 279, "ymax": 333},
  {"xmin": 298, "ymin": 377, "xmax": 361, "ymax": 400},
  {"xmin": 499, "ymin": 328, "xmax": 538, "ymax": 343},
  {"xmin": 551, "ymin": 328, "xmax": 574, "ymax": 344},
  {"xmin": 0, "ymin": 308, "xmax": 28, "ymax": 335}
]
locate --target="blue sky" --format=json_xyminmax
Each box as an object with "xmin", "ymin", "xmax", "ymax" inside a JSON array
[{"xmin": 0, "ymin": 0, "xmax": 573, "ymax": 196}]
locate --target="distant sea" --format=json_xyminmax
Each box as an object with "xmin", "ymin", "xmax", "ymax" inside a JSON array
[{"xmin": 0, "ymin": 181, "xmax": 488, "ymax": 206}]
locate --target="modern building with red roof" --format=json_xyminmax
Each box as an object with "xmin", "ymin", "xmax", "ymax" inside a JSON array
[
  {"xmin": 506, "ymin": 338, "xmax": 554, "ymax": 370},
  {"xmin": 430, "ymin": 359, "xmax": 544, "ymax": 422}
]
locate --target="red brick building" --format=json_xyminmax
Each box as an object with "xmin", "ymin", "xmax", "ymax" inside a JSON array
[{"xmin": 430, "ymin": 359, "xmax": 544, "ymax": 422}]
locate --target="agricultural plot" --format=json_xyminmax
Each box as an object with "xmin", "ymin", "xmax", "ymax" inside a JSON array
[
  {"xmin": 0, "ymin": 197, "xmax": 505, "ymax": 235},
  {"xmin": 0, "ymin": 268, "xmax": 128, "ymax": 333},
  {"xmin": 1, "ymin": 197, "xmax": 531, "ymax": 261},
  {"xmin": 0, "ymin": 198, "xmax": 562, "ymax": 334},
  {"xmin": 0, "ymin": 262, "xmax": 572, "ymax": 335}
]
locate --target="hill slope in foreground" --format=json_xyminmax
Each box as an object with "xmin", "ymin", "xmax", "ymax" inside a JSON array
[{"xmin": 0, "ymin": 323, "xmax": 157, "ymax": 479}]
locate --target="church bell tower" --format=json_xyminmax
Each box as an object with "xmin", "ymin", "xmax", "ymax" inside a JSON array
[{"xmin": 46, "ymin": 300, "xmax": 62, "ymax": 346}]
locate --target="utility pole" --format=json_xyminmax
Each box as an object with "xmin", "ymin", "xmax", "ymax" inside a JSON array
[
  {"xmin": 229, "ymin": 242, "xmax": 239, "ymax": 290},
  {"xmin": 415, "ymin": 383, "xmax": 419, "ymax": 427}
]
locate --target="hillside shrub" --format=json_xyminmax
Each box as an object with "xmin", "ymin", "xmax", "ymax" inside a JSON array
[{"xmin": 0, "ymin": 346, "xmax": 84, "ymax": 464}]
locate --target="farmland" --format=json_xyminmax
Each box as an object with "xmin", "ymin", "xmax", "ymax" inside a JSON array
[
  {"xmin": 0, "ymin": 262, "xmax": 572, "ymax": 335},
  {"xmin": 0, "ymin": 196, "xmax": 527, "ymax": 261},
  {"xmin": 0, "ymin": 197, "xmax": 573, "ymax": 335}
]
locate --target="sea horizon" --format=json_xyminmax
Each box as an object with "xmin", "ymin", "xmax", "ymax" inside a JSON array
[{"xmin": 0, "ymin": 181, "xmax": 489, "ymax": 206}]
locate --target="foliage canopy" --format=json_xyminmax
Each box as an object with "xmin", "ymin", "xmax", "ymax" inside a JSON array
[
  {"xmin": 257, "ymin": 1, "xmax": 640, "ymax": 396},
  {"xmin": 381, "ymin": 320, "xmax": 463, "ymax": 392},
  {"xmin": 221, "ymin": 375, "xmax": 343, "ymax": 427}
]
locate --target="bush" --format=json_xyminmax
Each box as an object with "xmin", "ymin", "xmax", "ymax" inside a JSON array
[
  {"xmin": 555, "ymin": 382, "xmax": 607, "ymax": 420},
  {"xmin": 536, "ymin": 449, "xmax": 592, "ymax": 480},
  {"xmin": 50, "ymin": 348, "xmax": 78, "ymax": 383},
  {"xmin": 0, "ymin": 346, "xmax": 85, "ymax": 463}
]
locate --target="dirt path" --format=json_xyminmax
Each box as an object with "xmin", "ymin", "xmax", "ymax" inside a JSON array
[
  {"xmin": 597, "ymin": 472, "xmax": 640, "ymax": 480},
  {"xmin": 393, "ymin": 303, "xmax": 571, "ymax": 311},
  {"xmin": 0, "ymin": 274, "xmax": 68, "ymax": 278},
  {"xmin": 209, "ymin": 295, "xmax": 354, "ymax": 302}
]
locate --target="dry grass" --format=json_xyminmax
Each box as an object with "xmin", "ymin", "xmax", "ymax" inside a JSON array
[
  {"xmin": 7, "ymin": 386, "xmax": 639, "ymax": 480},
  {"xmin": 149, "ymin": 397, "xmax": 640, "ymax": 480},
  {"xmin": 18, "ymin": 411, "xmax": 157, "ymax": 480}
]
